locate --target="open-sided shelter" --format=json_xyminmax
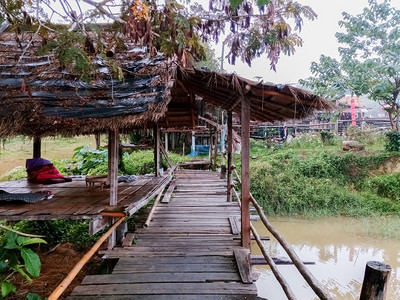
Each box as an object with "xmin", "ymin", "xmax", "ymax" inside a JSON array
[{"xmin": 0, "ymin": 29, "xmax": 332, "ymax": 247}]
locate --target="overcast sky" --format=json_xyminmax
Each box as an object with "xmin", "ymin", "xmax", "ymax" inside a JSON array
[{"xmin": 218, "ymin": 0, "xmax": 399, "ymax": 85}]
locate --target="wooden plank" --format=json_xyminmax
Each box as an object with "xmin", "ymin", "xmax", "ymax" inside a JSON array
[
  {"xmin": 229, "ymin": 217, "xmax": 240, "ymax": 235},
  {"xmin": 112, "ymin": 264, "xmax": 237, "ymax": 273},
  {"xmin": 70, "ymin": 282, "xmax": 257, "ymax": 296},
  {"xmin": 81, "ymin": 272, "xmax": 241, "ymax": 285},
  {"xmin": 234, "ymin": 247, "xmax": 253, "ymax": 284},
  {"xmin": 115, "ymin": 256, "xmax": 235, "ymax": 265},
  {"xmin": 161, "ymin": 180, "xmax": 176, "ymax": 204},
  {"xmin": 68, "ymin": 294, "xmax": 258, "ymax": 299}
]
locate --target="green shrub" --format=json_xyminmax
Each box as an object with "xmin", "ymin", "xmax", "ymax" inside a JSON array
[
  {"xmin": 14, "ymin": 220, "xmax": 101, "ymax": 250},
  {"xmin": 70, "ymin": 145, "xmax": 108, "ymax": 175},
  {"xmin": 0, "ymin": 167, "xmax": 26, "ymax": 182},
  {"xmin": 385, "ymin": 131, "xmax": 400, "ymax": 152},
  {"xmin": 0, "ymin": 227, "xmax": 46, "ymax": 298},
  {"xmin": 320, "ymin": 131, "xmax": 334, "ymax": 145},
  {"xmin": 367, "ymin": 173, "xmax": 400, "ymax": 202},
  {"xmin": 247, "ymin": 145, "xmax": 400, "ymax": 217}
]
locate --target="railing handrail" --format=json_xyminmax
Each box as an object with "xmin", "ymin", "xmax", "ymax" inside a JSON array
[{"xmin": 231, "ymin": 165, "xmax": 333, "ymax": 300}]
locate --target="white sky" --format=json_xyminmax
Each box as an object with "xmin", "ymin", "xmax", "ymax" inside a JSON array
[{"xmin": 217, "ymin": 0, "xmax": 400, "ymax": 85}]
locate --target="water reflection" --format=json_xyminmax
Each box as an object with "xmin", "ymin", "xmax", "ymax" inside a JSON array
[{"xmin": 252, "ymin": 217, "xmax": 400, "ymax": 299}]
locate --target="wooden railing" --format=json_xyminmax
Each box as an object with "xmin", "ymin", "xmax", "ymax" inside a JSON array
[{"xmin": 231, "ymin": 166, "xmax": 333, "ymax": 300}]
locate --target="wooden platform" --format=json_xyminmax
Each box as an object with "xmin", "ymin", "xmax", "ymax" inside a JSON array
[
  {"xmin": 0, "ymin": 174, "xmax": 171, "ymax": 221},
  {"xmin": 69, "ymin": 169, "xmax": 258, "ymax": 299}
]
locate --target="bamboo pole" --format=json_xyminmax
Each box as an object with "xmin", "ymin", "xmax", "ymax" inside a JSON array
[
  {"xmin": 250, "ymin": 195, "xmax": 333, "ymax": 300},
  {"xmin": 48, "ymin": 217, "xmax": 125, "ymax": 300},
  {"xmin": 144, "ymin": 190, "xmax": 164, "ymax": 227},
  {"xmin": 250, "ymin": 223, "xmax": 297, "ymax": 300}
]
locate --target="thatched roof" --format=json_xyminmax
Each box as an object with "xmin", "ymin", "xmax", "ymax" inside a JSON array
[
  {"xmin": 0, "ymin": 31, "xmax": 331, "ymax": 138},
  {"xmin": 176, "ymin": 67, "xmax": 333, "ymax": 123}
]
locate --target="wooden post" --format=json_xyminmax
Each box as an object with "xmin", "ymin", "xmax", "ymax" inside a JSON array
[
  {"xmin": 221, "ymin": 111, "xmax": 225, "ymax": 165},
  {"xmin": 209, "ymin": 127, "xmax": 213, "ymax": 164},
  {"xmin": 33, "ymin": 136, "xmax": 41, "ymax": 158},
  {"xmin": 227, "ymin": 111, "xmax": 233, "ymax": 202},
  {"xmin": 107, "ymin": 129, "xmax": 119, "ymax": 249},
  {"xmin": 165, "ymin": 132, "xmax": 169, "ymax": 152},
  {"xmin": 213, "ymin": 133, "xmax": 218, "ymax": 169},
  {"xmin": 171, "ymin": 132, "xmax": 175, "ymax": 150},
  {"xmin": 360, "ymin": 261, "xmax": 391, "ymax": 300},
  {"xmin": 241, "ymin": 96, "xmax": 251, "ymax": 250},
  {"xmin": 154, "ymin": 124, "xmax": 161, "ymax": 177},
  {"xmin": 95, "ymin": 133, "xmax": 101, "ymax": 150}
]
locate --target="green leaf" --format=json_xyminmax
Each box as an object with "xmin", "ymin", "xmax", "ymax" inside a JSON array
[
  {"xmin": 21, "ymin": 248, "xmax": 41, "ymax": 278},
  {"xmin": 257, "ymin": 0, "xmax": 270, "ymax": 8},
  {"xmin": 27, "ymin": 292, "xmax": 42, "ymax": 300},
  {"xmin": 1, "ymin": 281, "xmax": 16, "ymax": 298},
  {"xmin": 4, "ymin": 232, "xmax": 19, "ymax": 250},
  {"xmin": 230, "ymin": 0, "xmax": 243, "ymax": 10},
  {"xmin": 15, "ymin": 265, "xmax": 33, "ymax": 282},
  {"xmin": 19, "ymin": 237, "xmax": 47, "ymax": 247}
]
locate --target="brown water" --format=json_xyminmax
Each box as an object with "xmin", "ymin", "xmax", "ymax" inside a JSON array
[{"xmin": 252, "ymin": 217, "xmax": 400, "ymax": 299}]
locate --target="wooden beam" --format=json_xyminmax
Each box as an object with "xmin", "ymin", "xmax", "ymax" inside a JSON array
[
  {"xmin": 33, "ymin": 136, "xmax": 41, "ymax": 158},
  {"xmin": 164, "ymin": 132, "xmax": 168, "ymax": 152},
  {"xmin": 223, "ymin": 85, "xmax": 251, "ymax": 111},
  {"xmin": 108, "ymin": 129, "xmax": 119, "ymax": 206},
  {"xmin": 241, "ymin": 96, "xmax": 251, "ymax": 250},
  {"xmin": 107, "ymin": 129, "xmax": 119, "ymax": 249},
  {"xmin": 227, "ymin": 111, "xmax": 233, "ymax": 202},
  {"xmin": 154, "ymin": 124, "xmax": 161, "ymax": 177}
]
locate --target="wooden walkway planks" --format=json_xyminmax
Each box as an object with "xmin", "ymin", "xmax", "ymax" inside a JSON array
[{"xmin": 70, "ymin": 169, "xmax": 258, "ymax": 299}]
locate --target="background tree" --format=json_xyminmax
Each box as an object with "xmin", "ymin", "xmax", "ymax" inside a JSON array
[
  {"xmin": 0, "ymin": 0, "xmax": 316, "ymax": 76},
  {"xmin": 300, "ymin": 0, "xmax": 400, "ymax": 131}
]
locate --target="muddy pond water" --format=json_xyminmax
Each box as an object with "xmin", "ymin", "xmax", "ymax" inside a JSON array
[{"xmin": 252, "ymin": 217, "xmax": 400, "ymax": 300}]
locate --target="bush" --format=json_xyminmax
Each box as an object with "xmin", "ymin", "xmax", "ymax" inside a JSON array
[
  {"xmin": 320, "ymin": 131, "xmax": 334, "ymax": 145},
  {"xmin": 385, "ymin": 131, "xmax": 400, "ymax": 152},
  {"xmin": 0, "ymin": 167, "xmax": 26, "ymax": 182},
  {"xmin": 247, "ymin": 146, "xmax": 400, "ymax": 217},
  {"xmin": 14, "ymin": 220, "xmax": 101, "ymax": 250},
  {"xmin": 367, "ymin": 173, "xmax": 400, "ymax": 202}
]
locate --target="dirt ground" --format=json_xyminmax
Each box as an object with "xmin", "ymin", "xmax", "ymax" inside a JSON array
[{"xmin": 8, "ymin": 243, "xmax": 104, "ymax": 300}]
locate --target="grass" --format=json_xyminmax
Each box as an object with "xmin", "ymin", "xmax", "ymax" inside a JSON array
[{"xmin": 0, "ymin": 136, "xmax": 96, "ymax": 177}]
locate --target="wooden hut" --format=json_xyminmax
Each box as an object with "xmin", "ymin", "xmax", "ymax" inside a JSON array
[{"xmin": 0, "ymin": 30, "xmax": 332, "ymax": 248}]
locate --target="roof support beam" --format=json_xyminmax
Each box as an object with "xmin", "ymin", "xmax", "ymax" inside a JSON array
[
  {"xmin": 223, "ymin": 85, "xmax": 252, "ymax": 111},
  {"xmin": 33, "ymin": 136, "xmax": 41, "ymax": 158},
  {"xmin": 241, "ymin": 96, "xmax": 251, "ymax": 250},
  {"xmin": 154, "ymin": 124, "xmax": 161, "ymax": 177}
]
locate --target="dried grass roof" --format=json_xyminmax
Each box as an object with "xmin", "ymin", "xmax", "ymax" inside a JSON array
[
  {"xmin": 0, "ymin": 31, "xmax": 331, "ymax": 138},
  {"xmin": 177, "ymin": 67, "xmax": 333, "ymax": 123}
]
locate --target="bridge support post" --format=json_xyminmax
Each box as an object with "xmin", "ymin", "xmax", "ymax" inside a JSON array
[
  {"xmin": 241, "ymin": 96, "xmax": 251, "ymax": 250},
  {"xmin": 108, "ymin": 129, "xmax": 119, "ymax": 249},
  {"xmin": 227, "ymin": 111, "xmax": 233, "ymax": 202},
  {"xmin": 154, "ymin": 124, "xmax": 161, "ymax": 177},
  {"xmin": 360, "ymin": 261, "xmax": 391, "ymax": 300}
]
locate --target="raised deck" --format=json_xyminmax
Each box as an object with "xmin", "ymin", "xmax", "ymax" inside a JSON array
[
  {"xmin": 0, "ymin": 174, "xmax": 171, "ymax": 221},
  {"xmin": 69, "ymin": 169, "xmax": 258, "ymax": 299}
]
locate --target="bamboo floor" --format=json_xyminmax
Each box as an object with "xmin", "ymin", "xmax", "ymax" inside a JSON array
[
  {"xmin": 0, "ymin": 174, "xmax": 171, "ymax": 221},
  {"xmin": 69, "ymin": 169, "xmax": 258, "ymax": 299}
]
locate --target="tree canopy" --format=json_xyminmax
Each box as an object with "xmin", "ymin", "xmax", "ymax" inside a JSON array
[
  {"xmin": 0, "ymin": 0, "xmax": 316, "ymax": 78},
  {"xmin": 300, "ymin": 0, "xmax": 400, "ymax": 131}
]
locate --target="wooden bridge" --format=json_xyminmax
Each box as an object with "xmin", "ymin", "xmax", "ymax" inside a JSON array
[{"xmin": 69, "ymin": 169, "xmax": 258, "ymax": 299}]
